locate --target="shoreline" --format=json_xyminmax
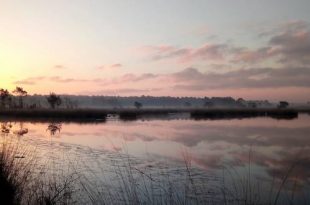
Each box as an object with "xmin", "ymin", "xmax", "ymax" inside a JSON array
[{"xmin": 0, "ymin": 108, "xmax": 307, "ymax": 121}]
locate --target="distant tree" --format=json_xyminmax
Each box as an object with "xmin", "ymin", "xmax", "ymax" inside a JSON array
[
  {"xmin": 236, "ymin": 98, "xmax": 246, "ymax": 107},
  {"xmin": 46, "ymin": 93, "xmax": 62, "ymax": 109},
  {"xmin": 248, "ymin": 102, "xmax": 257, "ymax": 108},
  {"xmin": 204, "ymin": 101, "xmax": 214, "ymax": 108},
  {"xmin": 134, "ymin": 101, "xmax": 142, "ymax": 109},
  {"xmin": 0, "ymin": 89, "xmax": 10, "ymax": 109},
  {"xmin": 278, "ymin": 101, "xmax": 289, "ymax": 109},
  {"xmin": 184, "ymin": 102, "xmax": 191, "ymax": 107},
  {"xmin": 29, "ymin": 104, "xmax": 37, "ymax": 109},
  {"xmin": 64, "ymin": 97, "xmax": 78, "ymax": 109},
  {"xmin": 13, "ymin": 86, "xmax": 28, "ymax": 108}
]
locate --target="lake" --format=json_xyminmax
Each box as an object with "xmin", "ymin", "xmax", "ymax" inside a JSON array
[{"xmin": 1, "ymin": 114, "xmax": 310, "ymax": 204}]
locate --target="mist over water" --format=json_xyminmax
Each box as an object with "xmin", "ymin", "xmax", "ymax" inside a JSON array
[{"xmin": 1, "ymin": 114, "xmax": 310, "ymax": 204}]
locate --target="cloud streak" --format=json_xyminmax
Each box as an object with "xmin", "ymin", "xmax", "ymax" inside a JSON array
[
  {"xmin": 170, "ymin": 67, "xmax": 310, "ymax": 90},
  {"xmin": 14, "ymin": 76, "xmax": 97, "ymax": 85},
  {"xmin": 11, "ymin": 21, "xmax": 310, "ymax": 100},
  {"xmin": 142, "ymin": 20, "xmax": 310, "ymax": 67},
  {"xmin": 97, "ymin": 63, "xmax": 123, "ymax": 70},
  {"xmin": 14, "ymin": 66, "xmax": 310, "ymax": 92},
  {"xmin": 53, "ymin": 65, "xmax": 66, "ymax": 69},
  {"xmin": 143, "ymin": 44, "xmax": 228, "ymax": 63}
]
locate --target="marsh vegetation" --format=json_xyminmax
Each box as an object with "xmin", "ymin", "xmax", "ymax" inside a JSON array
[
  {"xmin": 0, "ymin": 87, "xmax": 309, "ymax": 204},
  {"xmin": 0, "ymin": 114, "xmax": 309, "ymax": 204}
]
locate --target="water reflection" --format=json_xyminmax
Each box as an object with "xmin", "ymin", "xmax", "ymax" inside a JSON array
[
  {"xmin": 1, "ymin": 114, "xmax": 310, "ymax": 203},
  {"xmin": 46, "ymin": 123, "xmax": 62, "ymax": 136},
  {"xmin": 1, "ymin": 122, "xmax": 12, "ymax": 135},
  {"xmin": 13, "ymin": 122, "xmax": 28, "ymax": 137}
]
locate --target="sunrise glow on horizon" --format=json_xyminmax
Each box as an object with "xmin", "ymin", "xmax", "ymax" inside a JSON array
[{"xmin": 1, "ymin": 0, "xmax": 310, "ymax": 102}]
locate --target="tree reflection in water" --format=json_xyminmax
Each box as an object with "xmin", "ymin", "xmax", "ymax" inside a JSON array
[
  {"xmin": 13, "ymin": 122, "xmax": 28, "ymax": 137},
  {"xmin": 1, "ymin": 123, "xmax": 12, "ymax": 136},
  {"xmin": 46, "ymin": 123, "xmax": 62, "ymax": 136}
]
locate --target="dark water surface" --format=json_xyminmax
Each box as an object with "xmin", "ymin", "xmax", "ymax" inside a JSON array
[{"xmin": 1, "ymin": 114, "xmax": 310, "ymax": 204}]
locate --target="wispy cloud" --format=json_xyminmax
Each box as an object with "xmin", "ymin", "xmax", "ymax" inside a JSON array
[
  {"xmin": 53, "ymin": 65, "xmax": 66, "ymax": 69},
  {"xmin": 80, "ymin": 88, "xmax": 162, "ymax": 95},
  {"xmin": 14, "ymin": 77, "xmax": 46, "ymax": 85},
  {"xmin": 110, "ymin": 63, "xmax": 122, "ymax": 68},
  {"xmin": 141, "ymin": 20, "xmax": 310, "ymax": 67},
  {"xmin": 15, "ymin": 66, "xmax": 310, "ymax": 92},
  {"xmin": 14, "ymin": 76, "xmax": 101, "ymax": 85},
  {"xmin": 97, "ymin": 63, "xmax": 123, "ymax": 70},
  {"xmin": 11, "ymin": 21, "xmax": 310, "ymax": 100},
  {"xmin": 142, "ymin": 44, "xmax": 228, "ymax": 63},
  {"xmin": 232, "ymin": 20, "xmax": 310, "ymax": 65},
  {"xmin": 170, "ymin": 67, "xmax": 310, "ymax": 90}
]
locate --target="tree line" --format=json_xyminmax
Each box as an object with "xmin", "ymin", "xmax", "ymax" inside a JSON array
[
  {"xmin": 0, "ymin": 87, "xmax": 62, "ymax": 109},
  {"xmin": 0, "ymin": 86, "xmax": 292, "ymax": 110},
  {"xmin": 0, "ymin": 87, "xmax": 143, "ymax": 109}
]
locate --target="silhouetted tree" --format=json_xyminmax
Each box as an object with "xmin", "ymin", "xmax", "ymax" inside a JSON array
[
  {"xmin": 278, "ymin": 101, "xmax": 289, "ymax": 109},
  {"xmin": 46, "ymin": 93, "xmax": 62, "ymax": 109},
  {"xmin": 0, "ymin": 89, "xmax": 10, "ymax": 109},
  {"xmin": 134, "ymin": 101, "xmax": 142, "ymax": 109},
  {"xmin": 13, "ymin": 86, "xmax": 27, "ymax": 109}
]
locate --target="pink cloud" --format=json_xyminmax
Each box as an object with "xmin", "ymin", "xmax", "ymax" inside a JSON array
[
  {"xmin": 142, "ymin": 44, "xmax": 228, "ymax": 64},
  {"xmin": 110, "ymin": 63, "xmax": 122, "ymax": 68},
  {"xmin": 231, "ymin": 47, "xmax": 277, "ymax": 63},
  {"xmin": 141, "ymin": 20, "xmax": 310, "ymax": 66},
  {"xmin": 233, "ymin": 20, "xmax": 310, "ymax": 65}
]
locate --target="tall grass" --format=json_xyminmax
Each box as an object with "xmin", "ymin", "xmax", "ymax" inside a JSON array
[
  {"xmin": 218, "ymin": 149, "xmax": 309, "ymax": 205},
  {"xmin": 74, "ymin": 148, "xmax": 212, "ymax": 205},
  {"xmin": 72, "ymin": 146, "xmax": 309, "ymax": 205},
  {"xmin": 0, "ymin": 135, "xmax": 78, "ymax": 205},
  {"xmin": 0, "ymin": 130, "xmax": 309, "ymax": 204}
]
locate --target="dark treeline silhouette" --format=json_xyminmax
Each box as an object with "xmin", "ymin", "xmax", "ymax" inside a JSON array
[
  {"xmin": 0, "ymin": 86, "xmax": 307, "ymax": 121},
  {"xmin": 0, "ymin": 87, "xmax": 279, "ymax": 109}
]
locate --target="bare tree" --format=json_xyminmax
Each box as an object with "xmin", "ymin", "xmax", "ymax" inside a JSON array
[
  {"xmin": 46, "ymin": 93, "xmax": 62, "ymax": 109},
  {"xmin": 13, "ymin": 86, "xmax": 28, "ymax": 109}
]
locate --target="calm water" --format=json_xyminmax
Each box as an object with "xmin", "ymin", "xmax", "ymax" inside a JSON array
[{"xmin": 1, "ymin": 114, "xmax": 310, "ymax": 204}]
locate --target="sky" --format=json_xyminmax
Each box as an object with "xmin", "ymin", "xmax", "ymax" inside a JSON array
[{"xmin": 1, "ymin": 0, "xmax": 310, "ymax": 102}]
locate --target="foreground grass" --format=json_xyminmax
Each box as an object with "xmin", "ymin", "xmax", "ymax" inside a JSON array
[
  {"xmin": 75, "ymin": 149, "xmax": 309, "ymax": 205},
  {"xmin": 0, "ymin": 137, "xmax": 78, "ymax": 205},
  {"xmin": 0, "ymin": 133, "xmax": 309, "ymax": 205}
]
